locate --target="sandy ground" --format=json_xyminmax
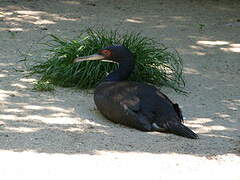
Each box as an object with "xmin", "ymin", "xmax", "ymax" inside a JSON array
[{"xmin": 0, "ymin": 0, "xmax": 240, "ymax": 179}]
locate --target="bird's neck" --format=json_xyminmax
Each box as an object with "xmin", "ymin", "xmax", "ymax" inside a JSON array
[{"xmin": 103, "ymin": 57, "xmax": 134, "ymax": 82}]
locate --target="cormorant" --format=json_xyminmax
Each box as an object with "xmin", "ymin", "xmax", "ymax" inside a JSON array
[{"xmin": 74, "ymin": 45, "xmax": 198, "ymax": 139}]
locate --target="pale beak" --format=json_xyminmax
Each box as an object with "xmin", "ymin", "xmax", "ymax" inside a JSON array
[{"xmin": 73, "ymin": 53, "xmax": 106, "ymax": 63}]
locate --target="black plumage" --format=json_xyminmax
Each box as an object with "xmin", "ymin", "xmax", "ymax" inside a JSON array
[{"xmin": 74, "ymin": 45, "xmax": 198, "ymax": 139}]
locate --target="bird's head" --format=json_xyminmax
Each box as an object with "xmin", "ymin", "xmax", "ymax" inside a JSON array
[{"xmin": 73, "ymin": 45, "xmax": 133, "ymax": 64}]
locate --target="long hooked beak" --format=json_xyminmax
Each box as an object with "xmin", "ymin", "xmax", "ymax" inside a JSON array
[{"xmin": 73, "ymin": 53, "xmax": 106, "ymax": 63}]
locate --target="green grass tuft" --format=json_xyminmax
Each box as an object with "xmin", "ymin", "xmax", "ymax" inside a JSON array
[
  {"xmin": 33, "ymin": 80, "xmax": 55, "ymax": 91},
  {"xmin": 29, "ymin": 28, "xmax": 185, "ymax": 92}
]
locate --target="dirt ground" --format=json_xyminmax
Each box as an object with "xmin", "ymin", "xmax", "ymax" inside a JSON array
[{"xmin": 0, "ymin": 0, "xmax": 240, "ymax": 179}]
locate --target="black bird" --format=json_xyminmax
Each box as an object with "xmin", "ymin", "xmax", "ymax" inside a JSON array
[{"xmin": 74, "ymin": 45, "xmax": 198, "ymax": 139}]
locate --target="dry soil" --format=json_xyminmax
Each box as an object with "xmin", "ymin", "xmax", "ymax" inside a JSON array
[{"xmin": 0, "ymin": 0, "xmax": 240, "ymax": 179}]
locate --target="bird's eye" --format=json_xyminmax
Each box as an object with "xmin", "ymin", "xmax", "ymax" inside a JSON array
[{"xmin": 101, "ymin": 50, "xmax": 112, "ymax": 57}]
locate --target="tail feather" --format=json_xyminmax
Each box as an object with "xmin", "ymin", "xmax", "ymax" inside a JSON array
[{"xmin": 167, "ymin": 122, "xmax": 199, "ymax": 139}]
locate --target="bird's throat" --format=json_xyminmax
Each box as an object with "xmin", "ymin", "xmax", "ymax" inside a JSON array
[{"xmin": 103, "ymin": 58, "xmax": 134, "ymax": 82}]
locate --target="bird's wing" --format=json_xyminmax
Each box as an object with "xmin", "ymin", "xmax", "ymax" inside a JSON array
[
  {"xmin": 157, "ymin": 90, "xmax": 184, "ymax": 122},
  {"xmin": 118, "ymin": 96, "xmax": 153, "ymax": 131},
  {"xmin": 120, "ymin": 96, "xmax": 140, "ymax": 112}
]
